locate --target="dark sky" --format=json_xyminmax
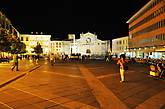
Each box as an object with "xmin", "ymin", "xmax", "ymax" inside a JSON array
[{"xmin": 0, "ymin": 0, "xmax": 149, "ymax": 40}]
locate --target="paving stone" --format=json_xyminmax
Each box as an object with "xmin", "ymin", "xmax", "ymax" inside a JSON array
[
  {"xmin": 6, "ymin": 100, "xmax": 31, "ymax": 109},
  {"xmin": 0, "ymin": 103, "xmax": 12, "ymax": 109},
  {"xmin": 24, "ymin": 97, "xmax": 46, "ymax": 104},
  {"xmin": 33, "ymin": 100, "xmax": 57, "ymax": 109},
  {"xmin": 17, "ymin": 104, "xmax": 41, "ymax": 109},
  {"xmin": 47, "ymin": 105, "xmax": 68, "ymax": 109}
]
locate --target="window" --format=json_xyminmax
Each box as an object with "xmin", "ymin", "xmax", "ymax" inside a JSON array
[
  {"xmin": 123, "ymin": 40, "xmax": 125, "ymax": 44},
  {"xmin": 119, "ymin": 41, "xmax": 121, "ymax": 44},
  {"xmin": 21, "ymin": 37, "xmax": 23, "ymax": 41},
  {"xmin": 26, "ymin": 37, "xmax": 28, "ymax": 41}
]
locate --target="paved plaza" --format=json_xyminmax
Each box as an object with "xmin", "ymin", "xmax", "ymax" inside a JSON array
[{"xmin": 0, "ymin": 59, "xmax": 165, "ymax": 109}]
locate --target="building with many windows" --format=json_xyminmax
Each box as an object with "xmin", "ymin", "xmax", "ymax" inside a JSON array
[
  {"xmin": 50, "ymin": 41, "xmax": 63, "ymax": 54},
  {"xmin": 19, "ymin": 32, "xmax": 110, "ymax": 59},
  {"xmin": 20, "ymin": 34, "xmax": 51, "ymax": 56},
  {"xmin": 127, "ymin": 0, "xmax": 165, "ymax": 58},
  {"xmin": 112, "ymin": 36, "xmax": 129, "ymax": 57}
]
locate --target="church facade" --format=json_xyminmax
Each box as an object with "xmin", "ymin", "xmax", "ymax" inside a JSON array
[
  {"xmin": 53, "ymin": 32, "xmax": 111, "ymax": 59},
  {"xmin": 73, "ymin": 32, "xmax": 111, "ymax": 59}
]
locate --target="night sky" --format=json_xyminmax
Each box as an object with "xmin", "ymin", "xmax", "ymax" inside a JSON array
[{"xmin": 0, "ymin": 0, "xmax": 149, "ymax": 40}]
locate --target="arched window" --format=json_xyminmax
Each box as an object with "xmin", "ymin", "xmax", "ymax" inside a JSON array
[{"xmin": 86, "ymin": 49, "xmax": 91, "ymax": 53}]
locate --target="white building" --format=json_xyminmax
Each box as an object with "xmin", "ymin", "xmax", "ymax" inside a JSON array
[
  {"xmin": 61, "ymin": 32, "xmax": 111, "ymax": 59},
  {"xmin": 62, "ymin": 40, "xmax": 72, "ymax": 55},
  {"xmin": 112, "ymin": 36, "xmax": 129, "ymax": 57},
  {"xmin": 77, "ymin": 32, "xmax": 110, "ymax": 57},
  {"xmin": 20, "ymin": 34, "xmax": 51, "ymax": 55},
  {"xmin": 50, "ymin": 41, "xmax": 63, "ymax": 54},
  {"xmin": 19, "ymin": 32, "xmax": 110, "ymax": 59}
]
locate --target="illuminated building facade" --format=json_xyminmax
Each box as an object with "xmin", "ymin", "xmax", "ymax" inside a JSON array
[
  {"xmin": 127, "ymin": 0, "xmax": 165, "ymax": 58},
  {"xmin": 76, "ymin": 32, "xmax": 110, "ymax": 58},
  {"xmin": 50, "ymin": 41, "xmax": 63, "ymax": 54},
  {"xmin": 20, "ymin": 34, "xmax": 51, "ymax": 55},
  {"xmin": 19, "ymin": 32, "xmax": 110, "ymax": 58},
  {"xmin": 50, "ymin": 32, "xmax": 111, "ymax": 59},
  {"xmin": 112, "ymin": 36, "xmax": 129, "ymax": 57}
]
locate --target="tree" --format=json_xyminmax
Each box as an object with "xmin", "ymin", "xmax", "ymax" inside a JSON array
[
  {"xmin": 0, "ymin": 34, "xmax": 11, "ymax": 52},
  {"xmin": 10, "ymin": 40, "xmax": 26, "ymax": 54},
  {"xmin": 33, "ymin": 42, "xmax": 43, "ymax": 56}
]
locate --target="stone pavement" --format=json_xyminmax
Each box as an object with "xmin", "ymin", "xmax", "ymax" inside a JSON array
[
  {"xmin": 0, "ymin": 61, "xmax": 101, "ymax": 109},
  {"xmin": 82, "ymin": 61, "xmax": 165, "ymax": 109},
  {"xmin": 0, "ymin": 60, "xmax": 165, "ymax": 109},
  {"xmin": 0, "ymin": 59, "xmax": 40, "ymax": 90}
]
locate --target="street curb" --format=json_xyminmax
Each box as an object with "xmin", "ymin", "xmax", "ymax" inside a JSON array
[
  {"xmin": 0, "ymin": 65, "xmax": 41, "ymax": 88},
  {"xmin": 28, "ymin": 65, "xmax": 41, "ymax": 72}
]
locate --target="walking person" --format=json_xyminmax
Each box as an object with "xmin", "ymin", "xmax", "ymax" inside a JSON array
[
  {"xmin": 50, "ymin": 53, "xmax": 54, "ymax": 66},
  {"xmin": 35, "ymin": 55, "xmax": 39, "ymax": 64},
  {"xmin": 11, "ymin": 54, "xmax": 19, "ymax": 71},
  {"xmin": 117, "ymin": 54, "xmax": 127, "ymax": 83}
]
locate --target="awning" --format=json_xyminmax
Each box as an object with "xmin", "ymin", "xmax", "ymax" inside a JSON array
[{"xmin": 155, "ymin": 48, "xmax": 165, "ymax": 52}]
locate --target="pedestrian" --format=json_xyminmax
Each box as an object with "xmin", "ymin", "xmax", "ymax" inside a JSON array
[
  {"xmin": 106, "ymin": 56, "xmax": 109, "ymax": 62},
  {"xmin": 35, "ymin": 55, "xmax": 39, "ymax": 64},
  {"xmin": 11, "ymin": 54, "xmax": 19, "ymax": 71},
  {"xmin": 117, "ymin": 54, "xmax": 127, "ymax": 83},
  {"xmin": 50, "ymin": 53, "xmax": 54, "ymax": 66}
]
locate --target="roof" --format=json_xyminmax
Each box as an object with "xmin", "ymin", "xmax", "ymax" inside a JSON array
[{"xmin": 126, "ymin": 0, "xmax": 152, "ymax": 23}]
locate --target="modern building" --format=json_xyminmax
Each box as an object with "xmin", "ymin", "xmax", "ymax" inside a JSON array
[
  {"xmin": 19, "ymin": 34, "xmax": 51, "ymax": 56},
  {"xmin": 112, "ymin": 36, "xmax": 129, "ymax": 57},
  {"xmin": 127, "ymin": 0, "xmax": 165, "ymax": 58}
]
